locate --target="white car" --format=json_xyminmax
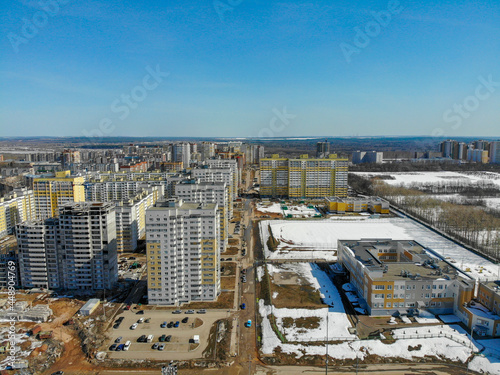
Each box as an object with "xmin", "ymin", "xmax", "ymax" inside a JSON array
[
  {"xmin": 124, "ymin": 340, "xmax": 131, "ymax": 351},
  {"xmin": 130, "ymin": 323, "xmax": 138, "ymax": 330},
  {"xmin": 137, "ymin": 318, "xmax": 144, "ymax": 324}
]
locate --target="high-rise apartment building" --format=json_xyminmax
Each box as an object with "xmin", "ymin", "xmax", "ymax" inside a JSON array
[
  {"xmin": 173, "ymin": 143, "xmax": 191, "ymax": 169},
  {"xmin": 260, "ymin": 154, "xmax": 348, "ymax": 198},
  {"xmin": 115, "ymin": 188, "xmax": 160, "ymax": 252},
  {"xmin": 15, "ymin": 202, "xmax": 118, "ymax": 290},
  {"xmin": 204, "ymin": 159, "xmax": 239, "ymax": 197},
  {"xmin": 146, "ymin": 199, "xmax": 220, "ymax": 305},
  {"xmin": 0, "ymin": 188, "xmax": 36, "ymax": 237},
  {"xmin": 175, "ymin": 180, "xmax": 229, "ymax": 254},
  {"xmin": 352, "ymin": 151, "xmax": 383, "ymax": 164},
  {"xmin": 85, "ymin": 178, "xmax": 165, "ymax": 202},
  {"xmin": 316, "ymin": 140, "xmax": 330, "ymax": 158},
  {"xmin": 490, "ymin": 141, "xmax": 500, "ymax": 164},
  {"xmin": 200, "ymin": 142, "xmax": 215, "ymax": 160},
  {"xmin": 191, "ymin": 166, "xmax": 235, "ymax": 219},
  {"xmin": 33, "ymin": 171, "xmax": 85, "ymax": 219}
]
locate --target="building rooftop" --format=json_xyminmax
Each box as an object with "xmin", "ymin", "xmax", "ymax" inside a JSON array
[{"xmin": 341, "ymin": 239, "xmax": 463, "ymax": 281}]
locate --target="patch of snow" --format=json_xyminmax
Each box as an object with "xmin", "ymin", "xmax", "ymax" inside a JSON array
[{"xmin": 256, "ymin": 266, "xmax": 264, "ymax": 282}]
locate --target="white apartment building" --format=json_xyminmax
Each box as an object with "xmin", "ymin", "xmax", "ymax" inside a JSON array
[
  {"xmin": 15, "ymin": 202, "xmax": 118, "ymax": 290},
  {"xmin": 115, "ymin": 188, "xmax": 160, "ymax": 252},
  {"xmin": 0, "ymin": 188, "xmax": 36, "ymax": 237},
  {"xmin": 204, "ymin": 159, "xmax": 240, "ymax": 193},
  {"xmin": 87, "ymin": 171, "xmax": 185, "ymax": 198},
  {"xmin": 490, "ymin": 141, "xmax": 500, "ymax": 164},
  {"xmin": 173, "ymin": 143, "xmax": 191, "ymax": 169},
  {"xmin": 174, "ymin": 180, "xmax": 228, "ymax": 253},
  {"xmin": 146, "ymin": 199, "xmax": 220, "ymax": 305},
  {"xmin": 200, "ymin": 142, "xmax": 215, "ymax": 160},
  {"xmin": 191, "ymin": 166, "xmax": 236, "ymax": 219}
]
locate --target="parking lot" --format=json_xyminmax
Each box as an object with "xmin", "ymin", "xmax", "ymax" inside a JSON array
[{"xmin": 103, "ymin": 309, "xmax": 230, "ymax": 360}]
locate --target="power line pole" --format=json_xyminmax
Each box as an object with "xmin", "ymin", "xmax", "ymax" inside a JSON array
[{"xmin": 325, "ymin": 313, "xmax": 329, "ymax": 375}]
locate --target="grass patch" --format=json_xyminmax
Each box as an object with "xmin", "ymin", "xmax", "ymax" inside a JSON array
[
  {"xmin": 272, "ymin": 283, "xmax": 323, "ymax": 309},
  {"xmin": 221, "ymin": 262, "xmax": 236, "ymax": 276},
  {"xmin": 282, "ymin": 316, "xmax": 321, "ymax": 330},
  {"xmin": 220, "ymin": 276, "xmax": 236, "ymax": 290},
  {"xmin": 224, "ymin": 246, "xmax": 239, "ymax": 255},
  {"xmin": 228, "ymin": 238, "xmax": 239, "ymax": 246},
  {"xmin": 268, "ymin": 314, "xmax": 287, "ymax": 343}
]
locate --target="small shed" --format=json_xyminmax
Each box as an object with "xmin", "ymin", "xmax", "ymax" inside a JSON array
[
  {"xmin": 193, "ymin": 335, "xmax": 200, "ymax": 344},
  {"xmin": 80, "ymin": 298, "xmax": 100, "ymax": 316}
]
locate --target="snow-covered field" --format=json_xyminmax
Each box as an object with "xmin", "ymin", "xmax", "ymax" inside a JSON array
[
  {"xmin": 266, "ymin": 263, "xmax": 355, "ymax": 341},
  {"xmin": 353, "ymin": 171, "xmax": 500, "ymax": 187},
  {"xmin": 259, "ymin": 217, "xmax": 500, "ymax": 281}
]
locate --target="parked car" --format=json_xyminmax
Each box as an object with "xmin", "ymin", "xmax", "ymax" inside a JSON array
[
  {"xmin": 137, "ymin": 335, "xmax": 146, "ymax": 342},
  {"xmin": 241, "ymin": 303, "xmax": 246, "ymax": 310},
  {"xmin": 116, "ymin": 344, "xmax": 125, "ymax": 351},
  {"xmin": 152, "ymin": 342, "xmax": 159, "ymax": 350},
  {"xmin": 125, "ymin": 305, "xmax": 131, "ymax": 310},
  {"xmin": 130, "ymin": 323, "xmax": 138, "ymax": 330},
  {"xmin": 109, "ymin": 344, "xmax": 117, "ymax": 351},
  {"xmin": 115, "ymin": 336, "xmax": 122, "ymax": 343},
  {"xmin": 185, "ymin": 310, "xmax": 195, "ymax": 314},
  {"xmin": 159, "ymin": 344, "xmax": 165, "ymax": 350},
  {"xmin": 245, "ymin": 320, "xmax": 252, "ymax": 327},
  {"xmin": 145, "ymin": 318, "xmax": 151, "ymax": 323},
  {"xmin": 137, "ymin": 318, "xmax": 144, "ymax": 323},
  {"xmin": 197, "ymin": 309, "xmax": 206, "ymax": 314},
  {"xmin": 124, "ymin": 341, "xmax": 131, "ymax": 351},
  {"xmin": 160, "ymin": 321, "xmax": 167, "ymax": 328},
  {"xmin": 136, "ymin": 310, "xmax": 144, "ymax": 315},
  {"xmin": 51, "ymin": 372, "xmax": 64, "ymax": 375},
  {"xmin": 113, "ymin": 323, "xmax": 120, "ymax": 329},
  {"xmin": 173, "ymin": 321, "xmax": 180, "ymax": 328},
  {"xmin": 172, "ymin": 310, "xmax": 182, "ymax": 314},
  {"xmin": 159, "ymin": 334, "xmax": 166, "ymax": 342},
  {"xmin": 182, "ymin": 317, "xmax": 188, "ymax": 324},
  {"xmin": 166, "ymin": 335, "xmax": 172, "ymax": 342},
  {"xmin": 167, "ymin": 321, "xmax": 173, "ymax": 328}
]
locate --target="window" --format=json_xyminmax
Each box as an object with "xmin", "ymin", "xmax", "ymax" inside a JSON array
[
  {"xmin": 374, "ymin": 285, "xmax": 385, "ymax": 290},
  {"xmin": 386, "ymin": 302, "xmax": 391, "ymax": 308},
  {"xmin": 387, "ymin": 285, "xmax": 392, "ymax": 290},
  {"xmin": 374, "ymin": 294, "xmax": 384, "ymax": 299},
  {"xmin": 387, "ymin": 294, "xmax": 392, "ymax": 299}
]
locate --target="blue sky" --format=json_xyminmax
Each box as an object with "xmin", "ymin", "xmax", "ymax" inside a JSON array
[{"xmin": 1, "ymin": 0, "xmax": 499, "ymax": 138}]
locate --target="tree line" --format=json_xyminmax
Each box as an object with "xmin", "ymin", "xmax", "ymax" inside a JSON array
[{"xmin": 349, "ymin": 174, "xmax": 500, "ymax": 262}]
